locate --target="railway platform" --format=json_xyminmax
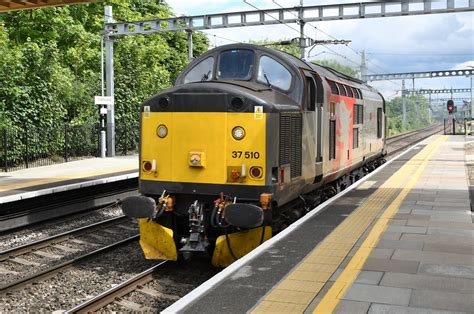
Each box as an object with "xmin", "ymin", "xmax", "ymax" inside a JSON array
[
  {"xmin": 0, "ymin": 156, "xmax": 138, "ymax": 203},
  {"xmin": 164, "ymin": 134, "xmax": 473, "ymax": 313},
  {"xmin": 0, "ymin": 156, "xmax": 138, "ymax": 231}
]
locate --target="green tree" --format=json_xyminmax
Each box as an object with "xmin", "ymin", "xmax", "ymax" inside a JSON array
[
  {"xmin": 312, "ymin": 59, "xmax": 358, "ymax": 78},
  {"xmin": 0, "ymin": 0, "xmax": 209, "ymax": 128},
  {"xmin": 385, "ymin": 95, "xmax": 432, "ymax": 135}
]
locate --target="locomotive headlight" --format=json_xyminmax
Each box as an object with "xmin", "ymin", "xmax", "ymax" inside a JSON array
[
  {"xmin": 232, "ymin": 126, "xmax": 245, "ymax": 140},
  {"xmin": 157, "ymin": 124, "xmax": 168, "ymax": 138}
]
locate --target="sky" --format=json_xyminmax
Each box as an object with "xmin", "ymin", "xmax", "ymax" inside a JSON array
[{"xmin": 164, "ymin": 0, "xmax": 473, "ymax": 108}]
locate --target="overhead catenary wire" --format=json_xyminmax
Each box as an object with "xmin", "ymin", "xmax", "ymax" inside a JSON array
[
  {"xmin": 269, "ymin": 0, "xmax": 401, "ymax": 88},
  {"xmin": 266, "ymin": 0, "xmax": 400, "ymax": 89}
]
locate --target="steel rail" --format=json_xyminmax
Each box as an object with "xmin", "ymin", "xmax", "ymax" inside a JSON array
[
  {"xmin": 386, "ymin": 123, "xmax": 441, "ymax": 144},
  {"xmin": 0, "ymin": 235, "xmax": 139, "ymax": 294},
  {"xmin": 67, "ymin": 261, "xmax": 168, "ymax": 313},
  {"xmin": 386, "ymin": 124, "xmax": 443, "ymax": 157},
  {"xmin": 0, "ymin": 215, "xmax": 127, "ymax": 258}
]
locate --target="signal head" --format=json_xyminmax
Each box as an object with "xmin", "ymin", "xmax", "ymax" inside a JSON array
[{"xmin": 447, "ymin": 100, "xmax": 454, "ymax": 113}]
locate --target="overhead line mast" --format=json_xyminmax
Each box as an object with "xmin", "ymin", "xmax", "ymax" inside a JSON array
[{"xmin": 102, "ymin": 0, "xmax": 473, "ymax": 156}]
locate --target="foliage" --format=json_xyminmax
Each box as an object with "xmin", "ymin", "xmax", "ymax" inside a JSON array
[
  {"xmin": 0, "ymin": 0, "xmax": 208, "ymax": 169},
  {"xmin": 312, "ymin": 59, "xmax": 358, "ymax": 78},
  {"xmin": 0, "ymin": 0, "xmax": 209, "ymax": 128},
  {"xmin": 385, "ymin": 95, "xmax": 433, "ymax": 135}
]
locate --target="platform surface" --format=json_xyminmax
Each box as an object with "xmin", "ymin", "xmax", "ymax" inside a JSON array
[
  {"xmin": 0, "ymin": 156, "xmax": 138, "ymax": 204},
  {"xmin": 165, "ymin": 135, "xmax": 473, "ymax": 314}
]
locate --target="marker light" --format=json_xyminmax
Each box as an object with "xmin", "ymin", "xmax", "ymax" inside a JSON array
[
  {"xmin": 142, "ymin": 161, "xmax": 152, "ymax": 172},
  {"xmin": 250, "ymin": 166, "xmax": 263, "ymax": 179},
  {"xmin": 232, "ymin": 126, "xmax": 245, "ymax": 140},
  {"xmin": 157, "ymin": 124, "xmax": 168, "ymax": 138}
]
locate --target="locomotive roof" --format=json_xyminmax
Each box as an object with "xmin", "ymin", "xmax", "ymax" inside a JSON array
[{"xmin": 201, "ymin": 43, "xmax": 371, "ymax": 90}]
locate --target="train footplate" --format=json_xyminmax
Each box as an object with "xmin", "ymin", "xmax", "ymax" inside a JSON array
[
  {"xmin": 138, "ymin": 219, "xmax": 177, "ymax": 260},
  {"xmin": 212, "ymin": 226, "xmax": 272, "ymax": 267}
]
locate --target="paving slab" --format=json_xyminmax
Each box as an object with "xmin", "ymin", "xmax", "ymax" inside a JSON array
[
  {"xmin": 410, "ymin": 290, "xmax": 474, "ymax": 312},
  {"xmin": 392, "ymin": 250, "xmax": 474, "ymax": 266},
  {"xmin": 362, "ymin": 258, "xmax": 419, "ymax": 274},
  {"xmin": 368, "ymin": 304, "xmax": 466, "ymax": 314},
  {"xmin": 334, "ymin": 300, "xmax": 370, "ymax": 314},
  {"xmin": 418, "ymin": 263, "xmax": 474, "ymax": 279},
  {"xmin": 386, "ymin": 225, "xmax": 427, "ymax": 234},
  {"xmin": 422, "ymin": 242, "xmax": 473, "ymax": 255},
  {"xmin": 426, "ymin": 227, "xmax": 473, "ymax": 238},
  {"xmin": 376, "ymin": 239, "xmax": 424, "ymax": 250},
  {"xmin": 399, "ymin": 234, "xmax": 473, "ymax": 246},
  {"xmin": 380, "ymin": 272, "xmax": 474, "ymax": 293},
  {"xmin": 406, "ymin": 220, "xmax": 472, "ymax": 229},
  {"xmin": 341, "ymin": 283, "xmax": 411, "ymax": 306}
]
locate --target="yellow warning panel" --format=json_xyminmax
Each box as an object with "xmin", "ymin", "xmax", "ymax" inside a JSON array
[
  {"xmin": 212, "ymin": 226, "xmax": 272, "ymax": 268},
  {"xmin": 138, "ymin": 219, "xmax": 177, "ymax": 261}
]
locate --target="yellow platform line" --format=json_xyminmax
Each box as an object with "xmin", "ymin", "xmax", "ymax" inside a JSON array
[
  {"xmin": 251, "ymin": 135, "xmax": 446, "ymax": 314},
  {"xmin": 314, "ymin": 135, "xmax": 447, "ymax": 313},
  {"xmin": 0, "ymin": 166, "xmax": 137, "ymax": 192}
]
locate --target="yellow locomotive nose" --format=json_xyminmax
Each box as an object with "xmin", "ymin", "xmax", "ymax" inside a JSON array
[{"xmin": 140, "ymin": 110, "xmax": 266, "ymax": 186}]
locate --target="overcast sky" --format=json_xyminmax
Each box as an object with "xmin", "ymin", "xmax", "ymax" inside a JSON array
[{"xmin": 165, "ymin": 0, "xmax": 473, "ymax": 105}]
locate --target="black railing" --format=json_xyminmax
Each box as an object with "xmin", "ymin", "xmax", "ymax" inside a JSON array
[{"xmin": 0, "ymin": 122, "xmax": 139, "ymax": 172}]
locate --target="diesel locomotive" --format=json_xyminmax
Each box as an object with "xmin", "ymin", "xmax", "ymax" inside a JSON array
[{"xmin": 120, "ymin": 43, "xmax": 386, "ymax": 267}]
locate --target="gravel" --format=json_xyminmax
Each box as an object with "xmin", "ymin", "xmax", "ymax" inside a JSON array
[
  {"xmin": 1, "ymin": 220, "xmax": 138, "ymax": 287},
  {"xmin": 104, "ymin": 257, "xmax": 219, "ymax": 312},
  {"xmin": 0, "ymin": 204, "xmax": 123, "ymax": 251},
  {"xmin": 1, "ymin": 242, "xmax": 220, "ymax": 312},
  {"xmin": 1, "ymin": 241, "xmax": 155, "ymax": 312}
]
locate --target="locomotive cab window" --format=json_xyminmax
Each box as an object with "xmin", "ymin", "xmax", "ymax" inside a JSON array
[
  {"xmin": 217, "ymin": 49, "xmax": 254, "ymax": 80},
  {"xmin": 257, "ymin": 56, "xmax": 292, "ymax": 91},
  {"xmin": 183, "ymin": 57, "xmax": 215, "ymax": 83}
]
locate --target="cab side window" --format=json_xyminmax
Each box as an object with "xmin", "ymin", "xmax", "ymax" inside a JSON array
[
  {"xmin": 183, "ymin": 57, "xmax": 215, "ymax": 83},
  {"xmin": 257, "ymin": 56, "xmax": 292, "ymax": 91}
]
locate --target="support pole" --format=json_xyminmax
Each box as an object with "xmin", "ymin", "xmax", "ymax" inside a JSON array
[
  {"xmin": 360, "ymin": 50, "xmax": 368, "ymax": 82},
  {"xmin": 298, "ymin": 0, "xmax": 305, "ymax": 59},
  {"xmin": 470, "ymin": 68, "xmax": 473, "ymax": 135},
  {"xmin": 105, "ymin": 5, "xmax": 115, "ymax": 157},
  {"xmin": 402, "ymin": 80, "xmax": 407, "ymax": 129},
  {"xmin": 428, "ymin": 93, "xmax": 432, "ymax": 123},
  {"xmin": 187, "ymin": 30, "xmax": 193, "ymax": 61}
]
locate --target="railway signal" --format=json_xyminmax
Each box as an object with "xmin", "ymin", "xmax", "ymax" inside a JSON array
[{"xmin": 447, "ymin": 100, "xmax": 454, "ymax": 113}]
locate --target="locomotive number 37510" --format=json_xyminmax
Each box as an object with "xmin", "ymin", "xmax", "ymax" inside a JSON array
[{"xmin": 231, "ymin": 151, "xmax": 260, "ymax": 159}]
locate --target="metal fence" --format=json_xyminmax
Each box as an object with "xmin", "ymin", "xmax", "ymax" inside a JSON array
[
  {"xmin": 443, "ymin": 118, "xmax": 469, "ymax": 135},
  {"xmin": 0, "ymin": 122, "xmax": 139, "ymax": 172}
]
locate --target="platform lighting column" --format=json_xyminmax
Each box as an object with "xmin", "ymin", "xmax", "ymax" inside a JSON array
[{"xmin": 105, "ymin": 5, "xmax": 115, "ymax": 157}]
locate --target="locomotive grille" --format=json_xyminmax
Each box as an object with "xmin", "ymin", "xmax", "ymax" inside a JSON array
[{"xmin": 279, "ymin": 112, "xmax": 302, "ymax": 178}]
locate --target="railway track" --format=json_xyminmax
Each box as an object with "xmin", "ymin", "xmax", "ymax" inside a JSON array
[
  {"xmin": 0, "ymin": 216, "xmax": 138, "ymax": 294},
  {"xmin": 386, "ymin": 123, "xmax": 443, "ymax": 157},
  {"xmin": 0, "ymin": 177, "xmax": 138, "ymax": 232},
  {"xmin": 67, "ymin": 257, "xmax": 217, "ymax": 313},
  {"xmin": 68, "ymin": 261, "xmax": 171, "ymax": 312},
  {"xmin": 1, "ymin": 124, "xmax": 442, "ymax": 311}
]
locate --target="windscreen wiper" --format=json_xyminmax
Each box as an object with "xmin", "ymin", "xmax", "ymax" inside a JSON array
[{"xmin": 201, "ymin": 70, "xmax": 211, "ymax": 81}]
